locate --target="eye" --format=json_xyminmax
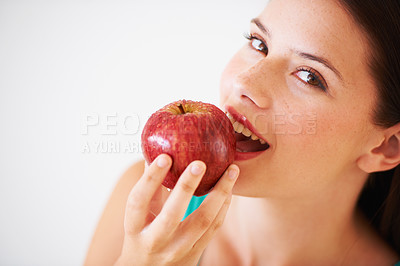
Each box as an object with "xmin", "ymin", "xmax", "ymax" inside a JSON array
[
  {"xmin": 243, "ymin": 32, "xmax": 268, "ymax": 55},
  {"xmin": 294, "ymin": 67, "xmax": 328, "ymax": 92}
]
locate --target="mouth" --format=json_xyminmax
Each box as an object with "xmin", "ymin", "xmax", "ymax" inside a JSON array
[{"xmin": 225, "ymin": 107, "xmax": 270, "ymax": 160}]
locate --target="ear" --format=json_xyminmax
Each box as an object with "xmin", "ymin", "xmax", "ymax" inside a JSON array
[{"xmin": 357, "ymin": 123, "xmax": 400, "ymax": 173}]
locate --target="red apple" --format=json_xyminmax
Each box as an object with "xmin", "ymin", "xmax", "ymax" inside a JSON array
[{"xmin": 141, "ymin": 100, "xmax": 236, "ymax": 196}]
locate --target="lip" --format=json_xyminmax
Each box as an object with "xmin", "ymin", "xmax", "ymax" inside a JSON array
[
  {"xmin": 225, "ymin": 106, "xmax": 268, "ymax": 142},
  {"xmin": 225, "ymin": 105, "xmax": 270, "ymax": 161},
  {"xmin": 235, "ymin": 150, "xmax": 266, "ymax": 161}
]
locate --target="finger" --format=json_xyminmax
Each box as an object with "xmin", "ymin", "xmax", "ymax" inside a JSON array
[
  {"xmin": 191, "ymin": 191, "xmax": 232, "ymax": 252},
  {"xmin": 169, "ymin": 190, "xmax": 233, "ymax": 259},
  {"xmin": 148, "ymin": 161, "xmax": 206, "ymax": 240},
  {"xmin": 148, "ymin": 183, "xmax": 167, "ymax": 217},
  {"xmin": 143, "ymin": 184, "xmax": 164, "ymax": 227},
  {"xmin": 124, "ymin": 154, "xmax": 172, "ymax": 234},
  {"xmin": 178, "ymin": 164, "xmax": 239, "ymax": 242}
]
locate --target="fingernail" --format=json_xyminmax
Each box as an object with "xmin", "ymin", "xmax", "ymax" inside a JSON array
[
  {"xmin": 191, "ymin": 163, "xmax": 204, "ymax": 175},
  {"xmin": 157, "ymin": 155, "xmax": 169, "ymax": 168},
  {"xmin": 228, "ymin": 167, "xmax": 238, "ymax": 180}
]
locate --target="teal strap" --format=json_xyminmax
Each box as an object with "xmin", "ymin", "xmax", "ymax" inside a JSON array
[{"xmin": 182, "ymin": 195, "xmax": 207, "ymax": 220}]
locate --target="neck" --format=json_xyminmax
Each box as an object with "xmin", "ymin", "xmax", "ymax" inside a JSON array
[{"xmin": 222, "ymin": 169, "xmax": 368, "ymax": 265}]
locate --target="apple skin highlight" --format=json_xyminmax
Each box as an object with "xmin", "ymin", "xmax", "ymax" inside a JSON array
[{"xmin": 141, "ymin": 100, "xmax": 236, "ymax": 196}]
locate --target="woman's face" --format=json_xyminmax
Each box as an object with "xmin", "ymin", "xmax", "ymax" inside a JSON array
[{"xmin": 220, "ymin": 0, "xmax": 380, "ymax": 198}]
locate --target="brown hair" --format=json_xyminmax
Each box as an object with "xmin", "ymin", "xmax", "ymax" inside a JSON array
[{"xmin": 337, "ymin": 0, "xmax": 400, "ymax": 255}]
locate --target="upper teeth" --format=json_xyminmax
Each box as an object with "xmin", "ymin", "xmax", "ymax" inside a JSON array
[{"xmin": 227, "ymin": 113, "xmax": 267, "ymax": 145}]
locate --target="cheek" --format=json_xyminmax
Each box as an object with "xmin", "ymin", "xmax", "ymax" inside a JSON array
[{"xmin": 278, "ymin": 106, "xmax": 371, "ymax": 174}]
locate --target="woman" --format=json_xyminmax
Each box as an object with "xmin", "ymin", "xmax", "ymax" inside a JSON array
[{"xmin": 85, "ymin": 0, "xmax": 400, "ymax": 265}]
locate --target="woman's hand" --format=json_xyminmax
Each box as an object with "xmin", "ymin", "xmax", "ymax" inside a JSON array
[{"xmin": 114, "ymin": 154, "xmax": 239, "ymax": 266}]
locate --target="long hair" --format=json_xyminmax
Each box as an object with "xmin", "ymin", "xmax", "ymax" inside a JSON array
[{"xmin": 337, "ymin": 0, "xmax": 400, "ymax": 255}]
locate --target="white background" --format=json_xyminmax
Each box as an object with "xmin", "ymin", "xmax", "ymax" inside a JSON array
[{"xmin": 0, "ymin": 0, "xmax": 266, "ymax": 265}]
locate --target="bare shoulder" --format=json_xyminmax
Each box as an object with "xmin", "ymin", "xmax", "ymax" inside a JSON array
[
  {"xmin": 84, "ymin": 159, "xmax": 145, "ymax": 266},
  {"xmin": 113, "ymin": 159, "xmax": 146, "ymax": 195}
]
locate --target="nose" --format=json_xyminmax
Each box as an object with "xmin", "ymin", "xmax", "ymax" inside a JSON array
[{"xmin": 233, "ymin": 58, "xmax": 276, "ymax": 109}]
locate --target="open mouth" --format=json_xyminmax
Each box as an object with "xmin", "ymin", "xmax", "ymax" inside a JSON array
[{"xmin": 226, "ymin": 112, "xmax": 270, "ymax": 153}]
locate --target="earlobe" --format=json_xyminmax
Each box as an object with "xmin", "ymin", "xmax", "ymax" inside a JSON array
[{"xmin": 357, "ymin": 125, "xmax": 400, "ymax": 173}]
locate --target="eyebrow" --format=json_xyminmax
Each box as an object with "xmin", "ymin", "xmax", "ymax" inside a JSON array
[
  {"xmin": 251, "ymin": 18, "xmax": 271, "ymax": 38},
  {"xmin": 250, "ymin": 17, "xmax": 344, "ymax": 82},
  {"xmin": 294, "ymin": 51, "xmax": 344, "ymax": 82}
]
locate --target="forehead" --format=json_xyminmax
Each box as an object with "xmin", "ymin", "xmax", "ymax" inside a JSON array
[{"xmin": 258, "ymin": 0, "xmax": 370, "ymax": 84}]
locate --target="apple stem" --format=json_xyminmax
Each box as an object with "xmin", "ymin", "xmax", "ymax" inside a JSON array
[{"xmin": 177, "ymin": 103, "xmax": 185, "ymax": 114}]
